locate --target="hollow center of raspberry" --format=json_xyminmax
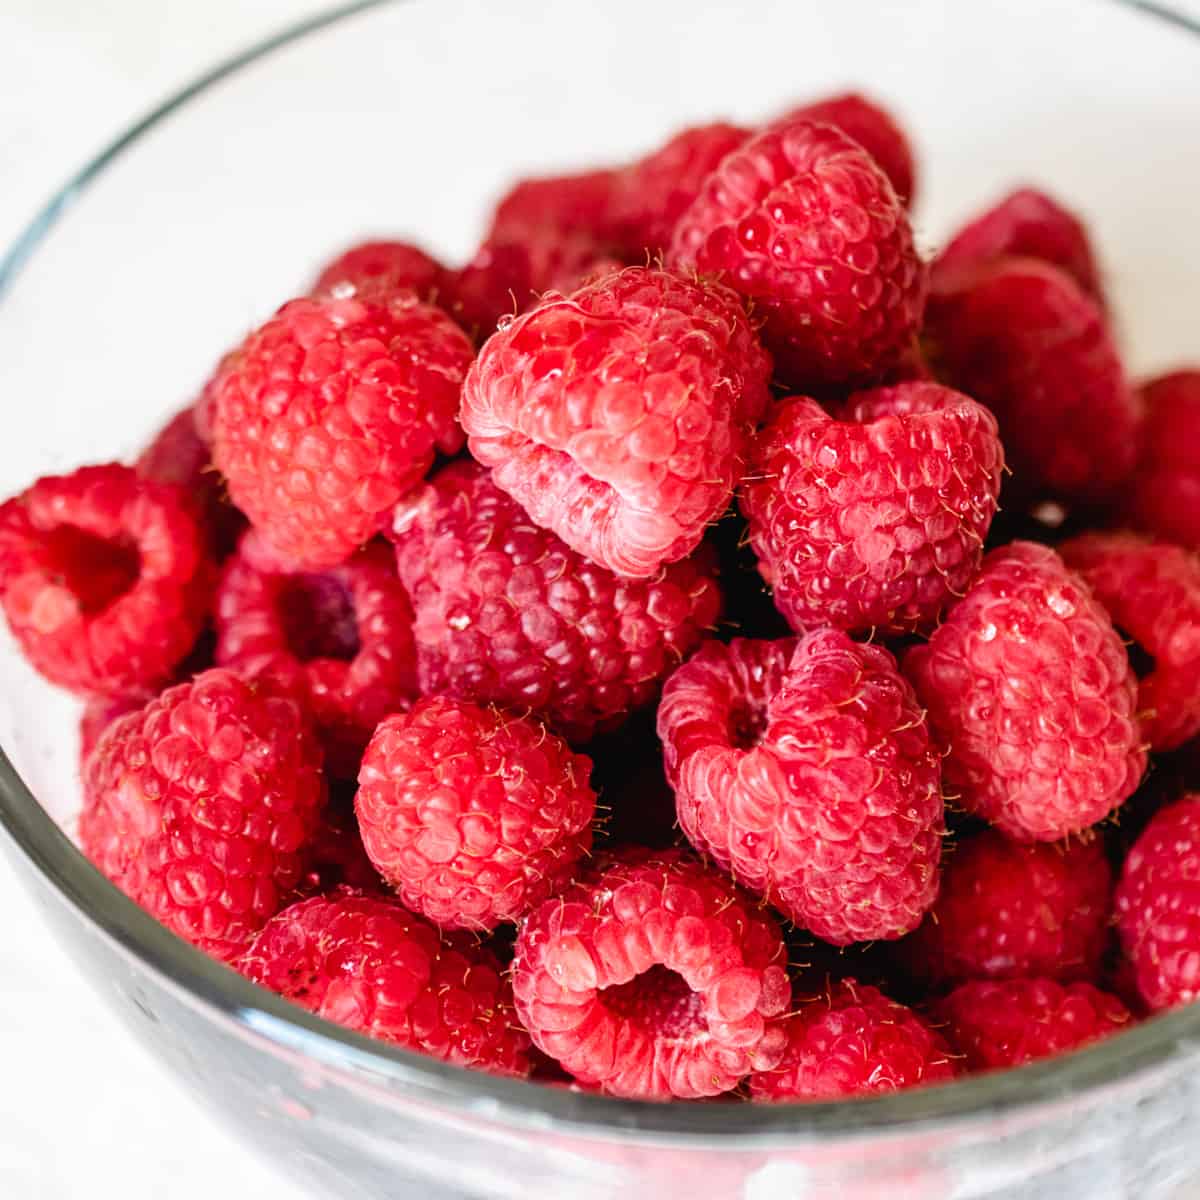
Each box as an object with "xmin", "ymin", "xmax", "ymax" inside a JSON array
[
  {"xmin": 43, "ymin": 524, "xmax": 141, "ymax": 613},
  {"xmin": 1114, "ymin": 625, "xmax": 1156, "ymax": 680},
  {"xmin": 601, "ymin": 965, "xmax": 707, "ymax": 1039},
  {"xmin": 278, "ymin": 574, "xmax": 360, "ymax": 662},
  {"xmin": 729, "ymin": 702, "xmax": 768, "ymax": 751}
]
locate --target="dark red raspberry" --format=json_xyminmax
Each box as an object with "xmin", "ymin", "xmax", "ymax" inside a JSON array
[
  {"xmin": 749, "ymin": 980, "xmax": 956, "ymax": 1101},
  {"xmin": 356, "ymin": 696, "xmax": 595, "ymax": 931},
  {"xmin": 390, "ymin": 459, "xmax": 721, "ymax": 741},
  {"xmin": 931, "ymin": 188, "xmax": 1103, "ymax": 299},
  {"xmin": 658, "ymin": 633, "xmax": 943, "ymax": 945},
  {"xmin": 905, "ymin": 541, "xmax": 1145, "ymax": 841},
  {"xmin": 769, "ymin": 92, "xmax": 916, "ymax": 208},
  {"xmin": 898, "ymin": 830, "xmax": 1112, "ymax": 989},
  {"xmin": 926, "ymin": 257, "xmax": 1139, "ymax": 502},
  {"xmin": 79, "ymin": 668, "xmax": 325, "ymax": 961},
  {"xmin": 311, "ymin": 239, "xmax": 448, "ymax": 304},
  {"xmin": 240, "ymin": 889, "xmax": 532, "ymax": 1076},
  {"xmin": 460, "ymin": 265, "xmax": 771, "ymax": 578},
  {"xmin": 293, "ymin": 794, "xmax": 384, "ymax": 896},
  {"xmin": 1127, "ymin": 370, "xmax": 1200, "ymax": 550},
  {"xmin": 210, "ymin": 294, "xmax": 473, "ymax": 569},
  {"xmin": 214, "ymin": 530, "xmax": 417, "ymax": 775},
  {"xmin": 1059, "ymin": 532, "xmax": 1200, "ymax": 752},
  {"xmin": 933, "ymin": 978, "xmax": 1132, "ymax": 1071},
  {"xmin": 741, "ymin": 382, "xmax": 1004, "ymax": 635},
  {"xmin": 0, "ymin": 464, "xmax": 213, "ymax": 696},
  {"xmin": 511, "ymin": 848, "xmax": 790, "ymax": 1098},
  {"xmin": 670, "ymin": 119, "xmax": 925, "ymax": 389},
  {"xmin": 1115, "ymin": 794, "xmax": 1200, "ymax": 1011}
]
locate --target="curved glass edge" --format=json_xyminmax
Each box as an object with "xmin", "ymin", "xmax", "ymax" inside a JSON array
[{"xmin": 2, "ymin": 0, "xmax": 1200, "ymax": 1145}]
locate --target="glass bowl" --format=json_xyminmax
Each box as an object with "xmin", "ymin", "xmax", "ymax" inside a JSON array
[{"xmin": 2, "ymin": 2, "xmax": 1200, "ymax": 1197}]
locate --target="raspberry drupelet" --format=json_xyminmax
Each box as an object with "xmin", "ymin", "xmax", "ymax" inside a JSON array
[
  {"xmin": 209, "ymin": 293, "xmax": 474, "ymax": 569},
  {"xmin": 0, "ymin": 463, "xmax": 213, "ymax": 696},
  {"xmin": 511, "ymin": 847, "xmax": 791, "ymax": 1099},
  {"xmin": 657, "ymin": 632, "xmax": 944, "ymax": 945},
  {"xmin": 355, "ymin": 696, "xmax": 596, "ymax": 931},
  {"xmin": 389, "ymin": 458, "xmax": 722, "ymax": 742},
  {"xmin": 459, "ymin": 265, "xmax": 772, "ymax": 579},
  {"xmin": 311, "ymin": 239, "xmax": 449, "ymax": 304},
  {"xmin": 741, "ymin": 381, "xmax": 1004, "ymax": 635}
]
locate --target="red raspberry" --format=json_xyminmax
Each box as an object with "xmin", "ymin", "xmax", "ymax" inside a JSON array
[
  {"xmin": 460, "ymin": 265, "xmax": 771, "ymax": 578},
  {"xmin": 486, "ymin": 168, "xmax": 623, "ymax": 245},
  {"xmin": 769, "ymin": 92, "xmax": 916, "ymax": 208},
  {"xmin": 0, "ymin": 464, "xmax": 213, "ymax": 696},
  {"xmin": 749, "ymin": 980, "xmax": 956, "ymax": 1101},
  {"xmin": 898, "ymin": 830, "xmax": 1113, "ymax": 989},
  {"xmin": 926, "ymin": 257, "xmax": 1139, "ymax": 502},
  {"xmin": 1059, "ymin": 532, "xmax": 1200, "ymax": 752},
  {"xmin": 240, "ymin": 889, "xmax": 532, "ymax": 1077},
  {"xmin": 657, "ymin": 633, "xmax": 943, "ymax": 945},
  {"xmin": 355, "ymin": 696, "xmax": 595, "ymax": 931},
  {"xmin": 210, "ymin": 294, "xmax": 473, "ymax": 569},
  {"xmin": 294, "ymin": 794, "xmax": 384, "ymax": 896},
  {"xmin": 79, "ymin": 691, "xmax": 150, "ymax": 769},
  {"xmin": 669, "ymin": 119, "xmax": 925, "ymax": 389},
  {"xmin": 1115, "ymin": 794, "xmax": 1200, "ymax": 1011},
  {"xmin": 214, "ymin": 530, "xmax": 417, "ymax": 775},
  {"xmin": 390, "ymin": 459, "xmax": 721, "ymax": 740},
  {"xmin": 1127, "ymin": 370, "xmax": 1200, "ymax": 549},
  {"xmin": 931, "ymin": 188, "xmax": 1103, "ymax": 299},
  {"xmin": 511, "ymin": 848, "xmax": 790, "ymax": 1098},
  {"xmin": 79, "ymin": 668, "xmax": 325, "ymax": 961},
  {"xmin": 905, "ymin": 541, "xmax": 1145, "ymax": 841},
  {"xmin": 933, "ymin": 978, "xmax": 1132, "ymax": 1071},
  {"xmin": 311, "ymin": 239, "xmax": 448, "ymax": 304},
  {"xmin": 741, "ymin": 382, "xmax": 1004, "ymax": 635}
]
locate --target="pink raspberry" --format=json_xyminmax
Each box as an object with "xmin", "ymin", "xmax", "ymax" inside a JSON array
[
  {"xmin": 311, "ymin": 239, "xmax": 448, "ymax": 304},
  {"xmin": 926, "ymin": 257, "xmax": 1139, "ymax": 502},
  {"xmin": 1115, "ymin": 794, "xmax": 1200, "ymax": 1011},
  {"xmin": 214, "ymin": 530, "xmax": 418, "ymax": 775},
  {"xmin": 79, "ymin": 691, "xmax": 151, "ymax": 769},
  {"xmin": 904, "ymin": 541, "xmax": 1145, "ymax": 841},
  {"xmin": 670, "ymin": 119, "xmax": 925, "ymax": 389},
  {"xmin": 0, "ymin": 463, "xmax": 213, "ymax": 696},
  {"xmin": 240, "ymin": 889, "xmax": 532, "ymax": 1077},
  {"xmin": 749, "ymin": 980, "xmax": 957, "ymax": 1101},
  {"xmin": 79, "ymin": 668, "xmax": 325, "ymax": 961},
  {"xmin": 898, "ymin": 829, "xmax": 1113, "ymax": 989},
  {"xmin": 460, "ymin": 265, "xmax": 771, "ymax": 578},
  {"xmin": 1059, "ymin": 531, "xmax": 1200, "ymax": 751},
  {"xmin": 657, "ymin": 633, "xmax": 943, "ymax": 945},
  {"xmin": 741, "ymin": 381, "xmax": 1004, "ymax": 635},
  {"xmin": 356, "ymin": 696, "xmax": 595, "ymax": 931},
  {"xmin": 390, "ymin": 459, "xmax": 721, "ymax": 740},
  {"xmin": 511, "ymin": 848, "xmax": 790, "ymax": 1099},
  {"xmin": 210, "ymin": 294, "xmax": 473, "ymax": 569},
  {"xmin": 933, "ymin": 978, "xmax": 1132, "ymax": 1071}
]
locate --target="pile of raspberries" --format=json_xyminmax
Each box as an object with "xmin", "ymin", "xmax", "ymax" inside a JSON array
[{"xmin": 4, "ymin": 91, "xmax": 1200, "ymax": 1104}]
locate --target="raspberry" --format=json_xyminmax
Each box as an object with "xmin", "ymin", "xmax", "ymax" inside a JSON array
[
  {"xmin": 79, "ymin": 668, "xmax": 325, "ymax": 961},
  {"xmin": 1114, "ymin": 794, "xmax": 1200, "ymax": 1011},
  {"xmin": 925, "ymin": 257, "xmax": 1139, "ymax": 502},
  {"xmin": 748, "ymin": 980, "xmax": 956, "ymax": 1101},
  {"xmin": 769, "ymin": 92, "xmax": 916, "ymax": 208},
  {"xmin": 390, "ymin": 459, "xmax": 721, "ymax": 740},
  {"xmin": 311, "ymin": 239, "xmax": 448, "ymax": 304},
  {"xmin": 79, "ymin": 691, "xmax": 150, "ymax": 770},
  {"xmin": 486, "ymin": 169, "xmax": 623, "ymax": 245},
  {"xmin": 898, "ymin": 829, "xmax": 1113, "ymax": 989},
  {"xmin": 933, "ymin": 978, "xmax": 1132, "ymax": 1071},
  {"xmin": 657, "ymin": 632, "xmax": 943, "ymax": 945},
  {"xmin": 294, "ymin": 793, "xmax": 384, "ymax": 896},
  {"xmin": 0, "ymin": 464, "xmax": 213, "ymax": 696},
  {"xmin": 460, "ymin": 265, "xmax": 771, "ymax": 578},
  {"xmin": 510, "ymin": 847, "xmax": 790, "ymax": 1098},
  {"xmin": 355, "ymin": 696, "xmax": 595, "ymax": 931},
  {"xmin": 669, "ymin": 119, "xmax": 925, "ymax": 389},
  {"xmin": 1059, "ymin": 532, "xmax": 1200, "ymax": 751},
  {"xmin": 210, "ymin": 294, "xmax": 473, "ymax": 569},
  {"xmin": 240, "ymin": 889, "xmax": 532, "ymax": 1076},
  {"xmin": 741, "ymin": 382, "xmax": 1004, "ymax": 635},
  {"xmin": 1127, "ymin": 370, "xmax": 1200, "ymax": 549},
  {"xmin": 904, "ymin": 541, "xmax": 1145, "ymax": 841},
  {"xmin": 931, "ymin": 188, "xmax": 1103, "ymax": 299},
  {"xmin": 214, "ymin": 530, "xmax": 417, "ymax": 774}
]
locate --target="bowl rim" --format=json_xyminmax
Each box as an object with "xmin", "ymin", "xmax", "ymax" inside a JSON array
[{"xmin": 3, "ymin": 0, "xmax": 1200, "ymax": 1146}]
